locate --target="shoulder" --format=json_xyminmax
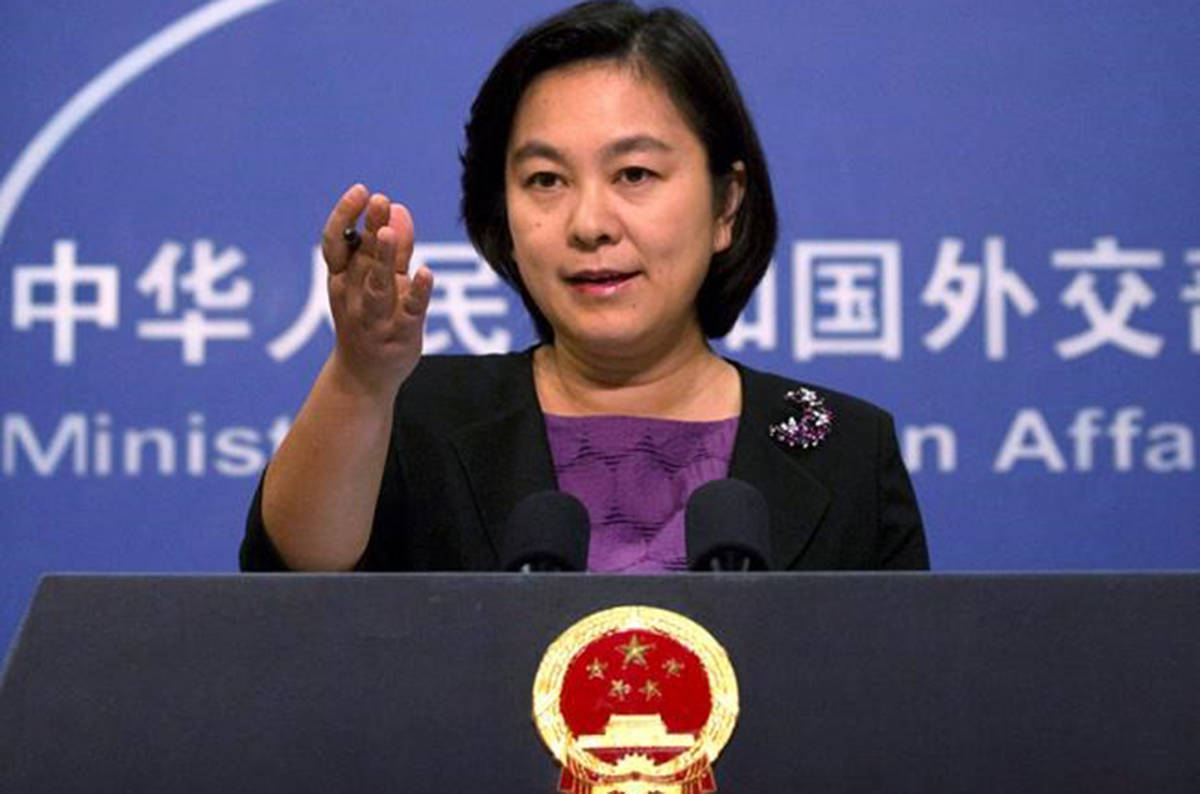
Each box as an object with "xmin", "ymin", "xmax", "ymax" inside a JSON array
[
  {"xmin": 396, "ymin": 350, "xmax": 536, "ymax": 423},
  {"xmin": 731, "ymin": 361, "xmax": 927, "ymax": 570},
  {"xmin": 405, "ymin": 350, "xmax": 531, "ymax": 384},
  {"xmin": 735, "ymin": 361, "xmax": 896, "ymax": 433}
]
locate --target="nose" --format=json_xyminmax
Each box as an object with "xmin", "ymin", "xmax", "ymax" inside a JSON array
[{"xmin": 567, "ymin": 181, "xmax": 620, "ymax": 250}]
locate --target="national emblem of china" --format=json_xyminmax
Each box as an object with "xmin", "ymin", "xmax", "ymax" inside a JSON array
[{"xmin": 532, "ymin": 606, "xmax": 739, "ymax": 794}]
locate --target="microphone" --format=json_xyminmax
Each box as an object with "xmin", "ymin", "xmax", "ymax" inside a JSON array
[
  {"xmin": 685, "ymin": 478, "xmax": 772, "ymax": 571},
  {"xmin": 500, "ymin": 491, "xmax": 591, "ymax": 572}
]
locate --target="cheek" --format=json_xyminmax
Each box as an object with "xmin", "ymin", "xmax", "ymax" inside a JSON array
[
  {"xmin": 510, "ymin": 221, "xmax": 547, "ymax": 273},
  {"xmin": 506, "ymin": 195, "xmax": 545, "ymax": 247},
  {"xmin": 659, "ymin": 181, "xmax": 721, "ymax": 241},
  {"xmin": 642, "ymin": 203, "xmax": 714, "ymax": 261}
]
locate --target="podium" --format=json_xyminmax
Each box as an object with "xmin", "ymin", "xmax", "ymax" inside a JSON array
[{"xmin": 2, "ymin": 573, "xmax": 1198, "ymax": 792}]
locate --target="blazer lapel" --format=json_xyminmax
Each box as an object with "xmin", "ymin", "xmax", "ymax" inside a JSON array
[
  {"xmin": 448, "ymin": 356, "xmax": 557, "ymax": 561},
  {"xmin": 729, "ymin": 364, "xmax": 831, "ymax": 569}
]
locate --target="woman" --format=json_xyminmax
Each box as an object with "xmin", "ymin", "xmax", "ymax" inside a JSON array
[{"xmin": 241, "ymin": 1, "xmax": 928, "ymax": 573}]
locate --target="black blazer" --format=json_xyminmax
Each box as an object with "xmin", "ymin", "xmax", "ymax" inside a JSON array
[{"xmin": 241, "ymin": 351, "xmax": 928, "ymax": 571}]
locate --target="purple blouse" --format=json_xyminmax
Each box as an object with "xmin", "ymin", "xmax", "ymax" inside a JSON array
[{"xmin": 544, "ymin": 414, "xmax": 739, "ymax": 573}]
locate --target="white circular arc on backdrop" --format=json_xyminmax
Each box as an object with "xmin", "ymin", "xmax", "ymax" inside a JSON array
[{"xmin": 0, "ymin": 0, "xmax": 286, "ymax": 248}]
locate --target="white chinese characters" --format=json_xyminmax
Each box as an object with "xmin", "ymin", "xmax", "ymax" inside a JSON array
[
  {"xmin": 921, "ymin": 236, "xmax": 1037, "ymax": 360},
  {"xmin": 12, "ymin": 240, "xmax": 119, "ymax": 365},
  {"xmin": 793, "ymin": 240, "xmax": 901, "ymax": 360},
  {"xmin": 136, "ymin": 239, "xmax": 253, "ymax": 365},
  {"xmin": 1053, "ymin": 237, "xmax": 1163, "ymax": 359},
  {"xmin": 10, "ymin": 235, "xmax": 1197, "ymax": 365},
  {"xmin": 417, "ymin": 244, "xmax": 512, "ymax": 355}
]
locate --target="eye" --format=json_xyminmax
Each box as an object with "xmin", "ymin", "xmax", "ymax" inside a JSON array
[
  {"xmin": 618, "ymin": 166, "xmax": 656, "ymax": 185},
  {"xmin": 525, "ymin": 171, "xmax": 562, "ymax": 189}
]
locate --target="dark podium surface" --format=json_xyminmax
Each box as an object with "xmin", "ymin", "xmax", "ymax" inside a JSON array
[{"xmin": 1, "ymin": 573, "xmax": 1197, "ymax": 793}]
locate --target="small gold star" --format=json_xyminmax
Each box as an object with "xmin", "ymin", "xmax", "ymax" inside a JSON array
[
  {"xmin": 663, "ymin": 658, "xmax": 684, "ymax": 677},
  {"xmin": 609, "ymin": 679, "xmax": 631, "ymax": 701},
  {"xmin": 616, "ymin": 635, "xmax": 655, "ymax": 668},
  {"xmin": 640, "ymin": 680, "xmax": 661, "ymax": 701},
  {"xmin": 586, "ymin": 658, "xmax": 607, "ymax": 680}
]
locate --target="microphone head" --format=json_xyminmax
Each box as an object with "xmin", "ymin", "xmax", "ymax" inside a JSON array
[
  {"xmin": 500, "ymin": 490, "xmax": 591, "ymax": 572},
  {"xmin": 685, "ymin": 478, "xmax": 772, "ymax": 571}
]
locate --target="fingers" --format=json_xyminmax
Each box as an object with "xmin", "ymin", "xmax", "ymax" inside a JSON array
[
  {"xmin": 402, "ymin": 266, "xmax": 434, "ymax": 317},
  {"xmin": 365, "ymin": 226, "xmax": 399, "ymax": 319},
  {"xmin": 332, "ymin": 265, "xmax": 432, "ymax": 359},
  {"xmin": 360, "ymin": 199, "xmax": 414, "ymax": 319},
  {"xmin": 386, "ymin": 203, "xmax": 415, "ymax": 275},
  {"xmin": 355, "ymin": 194, "xmax": 396, "ymax": 284},
  {"xmin": 346, "ymin": 193, "xmax": 390, "ymax": 280},
  {"xmin": 322, "ymin": 184, "xmax": 369, "ymax": 274},
  {"xmin": 324, "ymin": 185, "xmax": 427, "ymax": 331},
  {"xmin": 363, "ymin": 192, "xmax": 391, "ymax": 236},
  {"xmin": 320, "ymin": 186, "xmax": 393, "ymax": 274}
]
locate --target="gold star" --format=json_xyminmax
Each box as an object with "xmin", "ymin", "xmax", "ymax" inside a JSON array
[
  {"xmin": 663, "ymin": 658, "xmax": 684, "ymax": 677},
  {"xmin": 616, "ymin": 635, "xmax": 655, "ymax": 668},
  {"xmin": 640, "ymin": 680, "xmax": 661, "ymax": 701},
  {"xmin": 586, "ymin": 658, "xmax": 607, "ymax": 680},
  {"xmin": 609, "ymin": 679, "xmax": 631, "ymax": 701}
]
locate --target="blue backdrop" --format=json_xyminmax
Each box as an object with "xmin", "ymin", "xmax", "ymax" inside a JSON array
[{"xmin": 3, "ymin": 0, "xmax": 1198, "ymax": 659}]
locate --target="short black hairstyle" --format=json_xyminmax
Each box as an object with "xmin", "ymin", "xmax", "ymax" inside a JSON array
[{"xmin": 461, "ymin": 0, "xmax": 777, "ymax": 340}]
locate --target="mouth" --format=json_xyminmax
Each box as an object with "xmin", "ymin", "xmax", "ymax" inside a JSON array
[{"xmin": 563, "ymin": 269, "xmax": 639, "ymax": 291}]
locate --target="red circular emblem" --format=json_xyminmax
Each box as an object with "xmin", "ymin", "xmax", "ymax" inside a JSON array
[{"xmin": 533, "ymin": 607, "xmax": 739, "ymax": 794}]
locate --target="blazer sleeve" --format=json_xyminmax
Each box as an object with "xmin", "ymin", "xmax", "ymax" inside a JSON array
[
  {"xmin": 875, "ymin": 411, "xmax": 930, "ymax": 569},
  {"xmin": 239, "ymin": 472, "xmax": 289, "ymax": 571}
]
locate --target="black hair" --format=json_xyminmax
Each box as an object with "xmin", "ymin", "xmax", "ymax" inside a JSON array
[{"xmin": 461, "ymin": 0, "xmax": 777, "ymax": 340}]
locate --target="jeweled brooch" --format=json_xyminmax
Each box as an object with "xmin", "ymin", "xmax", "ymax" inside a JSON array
[{"xmin": 768, "ymin": 387, "xmax": 834, "ymax": 449}]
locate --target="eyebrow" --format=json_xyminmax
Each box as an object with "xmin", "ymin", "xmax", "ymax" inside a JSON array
[
  {"xmin": 509, "ymin": 135, "xmax": 674, "ymax": 166},
  {"xmin": 607, "ymin": 134, "xmax": 673, "ymax": 157}
]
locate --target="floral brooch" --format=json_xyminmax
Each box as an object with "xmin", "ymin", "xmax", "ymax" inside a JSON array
[{"xmin": 768, "ymin": 387, "xmax": 834, "ymax": 450}]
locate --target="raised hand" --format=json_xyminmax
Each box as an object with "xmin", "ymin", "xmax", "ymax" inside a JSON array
[{"xmin": 321, "ymin": 183, "xmax": 433, "ymax": 400}]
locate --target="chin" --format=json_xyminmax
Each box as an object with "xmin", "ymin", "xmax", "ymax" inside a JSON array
[
  {"xmin": 549, "ymin": 305, "xmax": 701, "ymax": 359},
  {"xmin": 556, "ymin": 323, "xmax": 651, "ymax": 357}
]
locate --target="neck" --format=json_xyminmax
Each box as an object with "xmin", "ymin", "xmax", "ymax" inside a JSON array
[{"xmin": 534, "ymin": 332, "xmax": 740, "ymax": 420}]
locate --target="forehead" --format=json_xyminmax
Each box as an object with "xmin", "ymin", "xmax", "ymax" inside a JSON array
[{"xmin": 507, "ymin": 60, "xmax": 700, "ymax": 156}]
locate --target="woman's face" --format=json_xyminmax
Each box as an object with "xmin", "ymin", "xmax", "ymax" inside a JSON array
[{"xmin": 505, "ymin": 60, "xmax": 739, "ymax": 358}]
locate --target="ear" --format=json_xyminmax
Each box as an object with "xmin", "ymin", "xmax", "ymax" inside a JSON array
[{"xmin": 712, "ymin": 161, "xmax": 746, "ymax": 253}]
